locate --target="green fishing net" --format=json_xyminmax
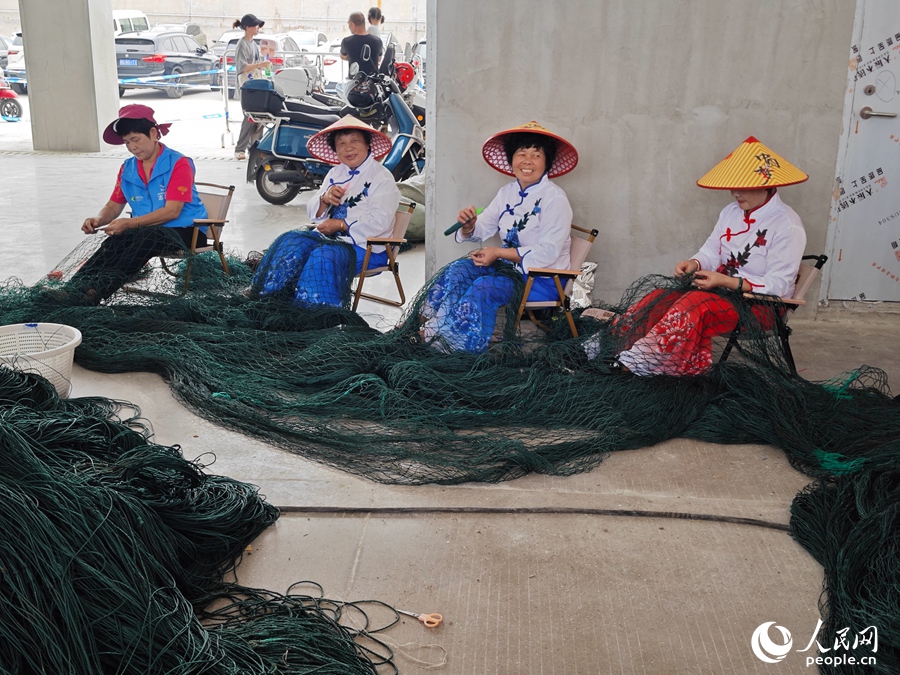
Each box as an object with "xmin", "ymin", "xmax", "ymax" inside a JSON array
[
  {"xmin": 0, "ymin": 367, "xmax": 393, "ymax": 674},
  {"xmin": 2, "ymin": 233, "xmax": 899, "ymax": 671}
]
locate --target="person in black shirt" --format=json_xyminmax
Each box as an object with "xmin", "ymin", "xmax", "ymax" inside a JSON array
[{"xmin": 340, "ymin": 11, "xmax": 383, "ymax": 77}]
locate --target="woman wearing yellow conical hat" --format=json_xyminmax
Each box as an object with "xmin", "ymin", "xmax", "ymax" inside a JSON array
[
  {"xmin": 420, "ymin": 121, "xmax": 579, "ymax": 353},
  {"xmin": 586, "ymin": 136, "xmax": 808, "ymax": 376}
]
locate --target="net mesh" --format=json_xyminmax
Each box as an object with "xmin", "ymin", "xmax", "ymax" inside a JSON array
[
  {"xmin": 0, "ymin": 367, "xmax": 388, "ymax": 673},
  {"xmin": 2, "ymin": 237, "xmax": 900, "ymax": 670},
  {"xmin": 4, "ymin": 236, "xmax": 897, "ymax": 486}
]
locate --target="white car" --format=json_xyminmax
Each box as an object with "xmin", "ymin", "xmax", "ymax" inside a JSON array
[
  {"xmin": 213, "ymin": 33, "xmax": 319, "ymax": 98},
  {"xmin": 0, "ymin": 35, "xmax": 11, "ymax": 71},
  {"xmin": 413, "ymin": 39, "xmax": 426, "ymax": 86},
  {"xmin": 322, "ymin": 32, "xmax": 398, "ymax": 94},
  {"xmin": 321, "ymin": 39, "xmax": 348, "ymax": 94},
  {"xmin": 5, "ymin": 32, "xmax": 25, "ymax": 94},
  {"xmin": 210, "ymin": 29, "xmax": 245, "ymax": 59},
  {"xmin": 286, "ymin": 30, "xmax": 329, "ymax": 52}
]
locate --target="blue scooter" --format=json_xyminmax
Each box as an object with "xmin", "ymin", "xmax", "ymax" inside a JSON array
[{"xmin": 243, "ymin": 72, "xmax": 425, "ymax": 205}]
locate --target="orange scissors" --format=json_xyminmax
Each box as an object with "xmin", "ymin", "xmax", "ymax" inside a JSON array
[{"xmin": 397, "ymin": 609, "xmax": 443, "ymax": 628}]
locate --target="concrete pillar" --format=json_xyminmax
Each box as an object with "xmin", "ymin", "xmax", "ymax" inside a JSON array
[{"xmin": 18, "ymin": 0, "xmax": 119, "ymax": 151}]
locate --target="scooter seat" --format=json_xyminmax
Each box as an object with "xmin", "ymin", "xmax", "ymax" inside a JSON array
[
  {"xmin": 277, "ymin": 109, "xmax": 342, "ymax": 127},
  {"xmin": 283, "ymin": 99, "xmax": 344, "ymax": 116},
  {"xmin": 310, "ymin": 91, "xmax": 341, "ymax": 106}
]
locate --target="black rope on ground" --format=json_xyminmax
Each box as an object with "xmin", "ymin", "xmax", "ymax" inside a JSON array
[{"xmin": 274, "ymin": 505, "xmax": 793, "ymax": 533}]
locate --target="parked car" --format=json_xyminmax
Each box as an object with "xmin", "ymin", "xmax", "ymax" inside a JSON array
[
  {"xmin": 322, "ymin": 32, "xmax": 397, "ymax": 94},
  {"xmin": 149, "ymin": 23, "xmax": 208, "ymax": 49},
  {"xmin": 286, "ymin": 30, "xmax": 329, "ymax": 52},
  {"xmin": 321, "ymin": 39, "xmax": 346, "ymax": 93},
  {"xmin": 0, "ymin": 35, "xmax": 10, "ymax": 70},
  {"xmin": 212, "ymin": 33, "xmax": 317, "ymax": 98},
  {"xmin": 210, "ymin": 30, "xmax": 245, "ymax": 58},
  {"xmin": 113, "ymin": 10, "xmax": 149, "ymax": 36},
  {"xmin": 5, "ymin": 32, "xmax": 25, "ymax": 94},
  {"xmin": 115, "ymin": 32, "xmax": 216, "ymax": 98},
  {"xmin": 413, "ymin": 39, "xmax": 426, "ymax": 85}
]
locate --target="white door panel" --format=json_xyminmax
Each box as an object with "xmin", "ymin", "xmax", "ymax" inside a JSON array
[{"xmin": 823, "ymin": 0, "xmax": 900, "ymax": 302}]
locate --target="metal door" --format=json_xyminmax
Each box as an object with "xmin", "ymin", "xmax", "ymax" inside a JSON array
[{"xmin": 823, "ymin": 0, "xmax": 900, "ymax": 302}]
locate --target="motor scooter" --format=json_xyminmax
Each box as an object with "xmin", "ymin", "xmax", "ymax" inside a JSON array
[
  {"xmin": 0, "ymin": 72, "xmax": 22, "ymax": 121},
  {"xmin": 243, "ymin": 75, "xmax": 425, "ymax": 205}
]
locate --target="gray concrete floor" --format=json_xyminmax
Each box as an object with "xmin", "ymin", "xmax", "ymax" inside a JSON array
[{"xmin": 2, "ymin": 100, "xmax": 899, "ymax": 673}]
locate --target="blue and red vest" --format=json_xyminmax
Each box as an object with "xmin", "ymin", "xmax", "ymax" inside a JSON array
[{"xmin": 120, "ymin": 146, "xmax": 207, "ymax": 228}]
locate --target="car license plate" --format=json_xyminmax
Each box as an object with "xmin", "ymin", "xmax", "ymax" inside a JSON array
[{"xmin": 119, "ymin": 58, "xmax": 138, "ymax": 66}]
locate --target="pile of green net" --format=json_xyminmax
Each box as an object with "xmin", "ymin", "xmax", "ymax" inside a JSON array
[
  {"xmin": 2, "ymin": 236, "xmax": 899, "ymax": 671},
  {"xmin": 0, "ymin": 366, "xmax": 397, "ymax": 673}
]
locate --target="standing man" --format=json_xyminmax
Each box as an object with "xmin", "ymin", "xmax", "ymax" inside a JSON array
[{"xmin": 340, "ymin": 11, "xmax": 383, "ymax": 79}]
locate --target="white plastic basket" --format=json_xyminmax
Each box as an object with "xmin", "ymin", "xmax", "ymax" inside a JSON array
[{"xmin": 0, "ymin": 323, "xmax": 82, "ymax": 398}]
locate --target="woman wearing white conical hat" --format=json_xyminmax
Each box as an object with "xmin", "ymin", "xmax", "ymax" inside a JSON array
[
  {"xmin": 586, "ymin": 136, "xmax": 809, "ymax": 376},
  {"xmin": 420, "ymin": 121, "xmax": 580, "ymax": 353},
  {"xmin": 250, "ymin": 115, "xmax": 400, "ymax": 307}
]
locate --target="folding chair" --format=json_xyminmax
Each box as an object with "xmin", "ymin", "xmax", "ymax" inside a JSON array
[
  {"xmin": 159, "ymin": 182, "xmax": 234, "ymax": 292},
  {"xmin": 719, "ymin": 254, "xmax": 828, "ymax": 374},
  {"xmin": 514, "ymin": 224, "xmax": 599, "ymax": 338},
  {"xmin": 351, "ymin": 201, "xmax": 416, "ymax": 311}
]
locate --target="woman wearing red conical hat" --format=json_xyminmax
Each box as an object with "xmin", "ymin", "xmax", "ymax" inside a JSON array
[
  {"xmin": 421, "ymin": 121, "xmax": 579, "ymax": 353},
  {"xmin": 586, "ymin": 136, "xmax": 808, "ymax": 376},
  {"xmin": 250, "ymin": 115, "xmax": 400, "ymax": 307},
  {"xmin": 58, "ymin": 104, "xmax": 208, "ymax": 304}
]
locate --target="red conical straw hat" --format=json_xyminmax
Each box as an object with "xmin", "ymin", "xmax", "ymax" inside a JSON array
[
  {"xmin": 697, "ymin": 136, "xmax": 808, "ymax": 189},
  {"xmin": 482, "ymin": 121, "xmax": 579, "ymax": 178},
  {"xmin": 306, "ymin": 115, "xmax": 393, "ymax": 165}
]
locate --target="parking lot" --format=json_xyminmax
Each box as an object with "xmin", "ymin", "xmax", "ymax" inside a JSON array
[{"xmin": 3, "ymin": 87, "xmax": 250, "ymax": 159}]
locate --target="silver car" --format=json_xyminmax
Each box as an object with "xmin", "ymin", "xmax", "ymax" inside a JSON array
[{"xmin": 0, "ymin": 35, "xmax": 10, "ymax": 71}]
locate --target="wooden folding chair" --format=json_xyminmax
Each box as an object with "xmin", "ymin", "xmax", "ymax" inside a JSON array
[
  {"xmin": 159, "ymin": 182, "xmax": 234, "ymax": 292},
  {"xmin": 719, "ymin": 253, "xmax": 828, "ymax": 374},
  {"xmin": 514, "ymin": 224, "xmax": 599, "ymax": 338},
  {"xmin": 351, "ymin": 201, "xmax": 416, "ymax": 311}
]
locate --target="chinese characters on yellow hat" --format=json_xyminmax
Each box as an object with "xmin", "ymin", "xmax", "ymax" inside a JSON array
[{"xmin": 697, "ymin": 136, "xmax": 808, "ymax": 190}]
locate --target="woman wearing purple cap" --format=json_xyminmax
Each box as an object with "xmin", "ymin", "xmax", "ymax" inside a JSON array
[{"xmin": 64, "ymin": 104, "xmax": 208, "ymax": 303}]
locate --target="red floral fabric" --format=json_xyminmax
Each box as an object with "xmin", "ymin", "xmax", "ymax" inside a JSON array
[{"xmin": 614, "ymin": 289, "xmax": 777, "ymax": 376}]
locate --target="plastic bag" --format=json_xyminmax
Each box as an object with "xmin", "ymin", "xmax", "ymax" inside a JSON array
[{"xmin": 570, "ymin": 262, "xmax": 597, "ymax": 309}]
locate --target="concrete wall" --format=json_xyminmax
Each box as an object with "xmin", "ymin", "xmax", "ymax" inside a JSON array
[{"xmin": 426, "ymin": 0, "xmax": 856, "ymax": 302}]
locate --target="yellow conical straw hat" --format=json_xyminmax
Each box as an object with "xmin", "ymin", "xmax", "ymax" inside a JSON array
[
  {"xmin": 482, "ymin": 121, "xmax": 579, "ymax": 178},
  {"xmin": 697, "ymin": 136, "xmax": 808, "ymax": 189}
]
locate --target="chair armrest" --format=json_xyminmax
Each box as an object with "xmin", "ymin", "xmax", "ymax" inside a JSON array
[
  {"xmin": 367, "ymin": 237, "xmax": 407, "ymax": 245},
  {"xmin": 528, "ymin": 267, "xmax": 581, "ymax": 278},
  {"xmin": 193, "ymin": 219, "xmax": 228, "ymax": 225},
  {"xmin": 742, "ymin": 292, "xmax": 805, "ymax": 306}
]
